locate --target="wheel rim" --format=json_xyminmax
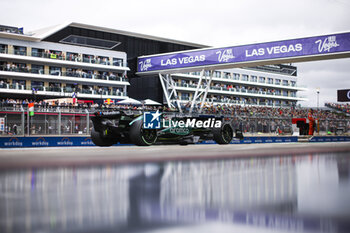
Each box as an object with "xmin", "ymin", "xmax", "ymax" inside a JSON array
[
  {"xmin": 141, "ymin": 128, "xmax": 157, "ymax": 144},
  {"xmin": 222, "ymin": 125, "xmax": 233, "ymax": 143}
]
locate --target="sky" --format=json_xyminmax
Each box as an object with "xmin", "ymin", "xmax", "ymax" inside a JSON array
[{"xmin": 1, "ymin": 0, "xmax": 349, "ymax": 107}]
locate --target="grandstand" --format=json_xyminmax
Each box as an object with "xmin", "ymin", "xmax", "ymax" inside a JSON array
[{"xmin": 326, "ymin": 102, "xmax": 350, "ymax": 114}]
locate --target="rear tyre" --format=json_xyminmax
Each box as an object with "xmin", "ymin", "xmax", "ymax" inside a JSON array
[
  {"xmin": 91, "ymin": 128, "xmax": 116, "ymax": 147},
  {"xmin": 129, "ymin": 120, "xmax": 157, "ymax": 146},
  {"xmin": 213, "ymin": 123, "xmax": 233, "ymax": 144}
]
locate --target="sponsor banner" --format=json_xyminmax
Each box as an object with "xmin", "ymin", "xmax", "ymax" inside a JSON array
[
  {"xmin": 138, "ymin": 32, "xmax": 350, "ymax": 73},
  {"xmin": 0, "ymin": 136, "xmax": 136, "ymax": 148},
  {"xmin": 1, "ymin": 136, "xmax": 349, "ymax": 148},
  {"xmin": 309, "ymin": 136, "xmax": 350, "ymax": 142},
  {"xmin": 200, "ymin": 136, "xmax": 298, "ymax": 145},
  {"xmin": 104, "ymin": 98, "xmax": 115, "ymax": 105},
  {"xmin": 0, "ymin": 136, "xmax": 96, "ymax": 148}
]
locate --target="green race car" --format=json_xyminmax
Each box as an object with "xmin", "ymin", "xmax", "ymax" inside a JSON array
[{"xmin": 91, "ymin": 110, "xmax": 243, "ymax": 146}]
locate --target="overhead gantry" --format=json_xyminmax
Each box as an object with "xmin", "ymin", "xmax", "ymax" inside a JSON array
[{"xmin": 137, "ymin": 32, "xmax": 350, "ymax": 113}]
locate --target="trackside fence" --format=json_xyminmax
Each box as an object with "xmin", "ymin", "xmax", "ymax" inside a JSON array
[{"xmin": 1, "ymin": 106, "xmax": 349, "ymax": 136}]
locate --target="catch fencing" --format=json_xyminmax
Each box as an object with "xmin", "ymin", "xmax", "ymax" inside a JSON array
[{"xmin": 1, "ymin": 105, "xmax": 349, "ymax": 136}]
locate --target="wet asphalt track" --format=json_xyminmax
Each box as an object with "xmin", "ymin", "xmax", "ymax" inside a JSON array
[{"xmin": 1, "ymin": 142, "xmax": 350, "ymax": 169}]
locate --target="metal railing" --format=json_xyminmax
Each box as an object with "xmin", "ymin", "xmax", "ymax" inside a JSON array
[
  {"xmin": 0, "ymin": 107, "xmax": 91, "ymax": 136},
  {"xmin": 0, "ymin": 65, "xmax": 129, "ymax": 83},
  {"xmin": 174, "ymin": 83, "xmax": 299, "ymax": 99},
  {"xmin": 0, "ymin": 83, "xmax": 127, "ymax": 97},
  {"xmin": 0, "ymin": 47, "xmax": 127, "ymax": 67},
  {"xmin": 180, "ymin": 72, "xmax": 303, "ymax": 89}
]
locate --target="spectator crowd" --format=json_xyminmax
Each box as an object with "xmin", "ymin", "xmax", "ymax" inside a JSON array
[
  {"xmin": 1, "ymin": 98, "xmax": 349, "ymax": 121},
  {"xmin": 0, "ymin": 98, "xmax": 161, "ymax": 113},
  {"xmin": 326, "ymin": 102, "xmax": 350, "ymax": 114}
]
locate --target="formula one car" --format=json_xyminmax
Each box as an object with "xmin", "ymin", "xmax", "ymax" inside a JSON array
[{"xmin": 91, "ymin": 110, "xmax": 243, "ymax": 146}]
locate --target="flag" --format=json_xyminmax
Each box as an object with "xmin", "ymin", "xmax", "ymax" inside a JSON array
[
  {"xmin": 28, "ymin": 103, "xmax": 34, "ymax": 116},
  {"xmin": 72, "ymin": 92, "xmax": 77, "ymax": 104}
]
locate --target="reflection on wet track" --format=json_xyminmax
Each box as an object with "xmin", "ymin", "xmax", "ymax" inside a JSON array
[{"xmin": 0, "ymin": 153, "xmax": 350, "ymax": 233}]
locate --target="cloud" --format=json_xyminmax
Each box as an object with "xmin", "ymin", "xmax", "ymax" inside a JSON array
[{"xmin": 298, "ymin": 58, "xmax": 350, "ymax": 107}]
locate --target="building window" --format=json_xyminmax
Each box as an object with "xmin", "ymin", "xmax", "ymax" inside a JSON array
[
  {"xmin": 83, "ymin": 54, "xmax": 95, "ymax": 63},
  {"xmin": 82, "ymin": 69, "xmax": 94, "ymax": 79},
  {"xmin": 97, "ymin": 56, "xmax": 109, "ymax": 65},
  {"xmin": 242, "ymin": 74, "xmax": 248, "ymax": 81},
  {"xmin": 283, "ymin": 80, "xmax": 288, "ymax": 86},
  {"xmin": 60, "ymin": 35, "xmax": 121, "ymax": 49},
  {"xmin": 48, "ymin": 82, "xmax": 61, "ymax": 92},
  {"xmin": 109, "ymin": 72, "xmax": 120, "ymax": 81},
  {"xmin": 0, "ymin": 78, "xmax": 7, "ymax": 88},
  {"xmin": 275, "ymin": 79, "xmax": 281, "ymax": 85},
  {"xmin": 0, "ymin": 44, "xmax": 8, "ymax": 54},
  {"xmin": 49, "ymin": 66, "xmax": 61, "ymax": 76},
  {"xmin": 46, "ymin": 50, "xmax": 63, "ymax": 59},
  {"xmin": 233, "ymin": 73, "xmax": 240, "ymax": 80},
  {"xmin": 259, "ymin": 76, "xmax": 265, "ymax": 83},
  {"xmin": 113, "ymin": 58, "xmax": 123, "ymax": 67},
  {"xmin": 64, "ymin": 84, "xmax": 76, "ymax": 93},
  {"xmin": 31, "ymin": 64, "xmax": 44, "ymax": 74},
  {"xmin": 97, "ymin": 86, "xmax": 110, "ymax": 95},
  {"xmin": 214, "ymin": 71, "xmax": 221, "ymax": 78},
  {"xmin": 13, "ymin": 63, "xmax": 28, "ymax": 72},
  {"xmin": 32, "ymin": 48, "xmax": 44, "ymax": 58},
  {"xmin": 112, "ymin": 87, "xmax": 123, "ymax": 96},
  {"xmin": 251, "ymin": 75, "xmax": 257, "ymax": 82},
  {"xmin": 0, "ymin": 25, "xmax": 23, "ymax": 34},
  {"xmin": 267, "ymin": 78, "xmax": 273, "ymax": 84},
  {"xmin": 82, "ymin": 85, "xmax": 93, "ymax": 94},
  {"xmin": 66, "ymin": 52, "xmax": 79, "ymax": 62},
  {"xmin": 31, "ymin": 81, "xmax": 44, "ymax": 91},
  {"xmin": 13, "ymin": 79, "xmax": 26, "ymax": 86},
  {"xmin": 1, "ymin": 61, "xmax": 8, "ymax": 71},
  {"xmin": 13, "ymin": 46, "xmax": 26, "ymax": 56}
]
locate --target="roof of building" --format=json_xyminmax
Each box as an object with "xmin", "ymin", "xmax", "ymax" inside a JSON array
[{"xmin": 0, "ymin": 22, "xmax": 207, "ymax": 48}]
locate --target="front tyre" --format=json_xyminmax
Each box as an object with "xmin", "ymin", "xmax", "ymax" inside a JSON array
[
  {"xmin": 91, "ymin": 128, "xmax": 116, "ymax": 147},
  {"xmin": 213, "ymin": 123, "xmax": 233, "ymax": 144},
  {"xmin": 129, "ymin": 120, "xmax": 157, "ymax": 146}
]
